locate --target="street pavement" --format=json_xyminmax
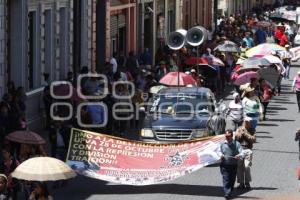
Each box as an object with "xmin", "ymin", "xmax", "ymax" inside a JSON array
[{"xmin": 51, "ymin": 63, "xmax": 300, "ymax": 200}]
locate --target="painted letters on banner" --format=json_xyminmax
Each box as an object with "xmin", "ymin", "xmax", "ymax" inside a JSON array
[{"xmin": 66, "ymin": 128, "xmax": 225, "ymax": 185}]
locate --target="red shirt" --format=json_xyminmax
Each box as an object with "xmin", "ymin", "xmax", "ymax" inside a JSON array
[
  {"xmin": 274, "ymin": 29, "xmax": 283, "ymax": 40},
  {"xmin": 279, "ymin": 34, "xmax": 289, "ymax": 46}
]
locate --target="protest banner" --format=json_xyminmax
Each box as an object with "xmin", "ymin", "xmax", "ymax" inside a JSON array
[{"xmin": 66, "ymin": 128, "xmax": 225, "ymax": 185}]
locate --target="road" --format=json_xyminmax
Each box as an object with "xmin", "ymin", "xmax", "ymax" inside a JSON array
[{"xmin": 52, "ymin": 63, "xmax": 300, "ymax": 200}]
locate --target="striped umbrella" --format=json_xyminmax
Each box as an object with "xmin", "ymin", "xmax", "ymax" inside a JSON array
[
  {"xmin": 245, "ymin": 43, "xmax": 285, "ymax": 57},
  {"xmin": 12, "ymin": 157, "xmax": 76, "ymax": 181}
]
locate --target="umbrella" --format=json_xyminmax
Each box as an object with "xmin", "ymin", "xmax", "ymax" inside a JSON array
[
  {"xmin": 208, "ymin": 55, "xmax": 225, "ymax": 66},
  {"xmin": 236, "ymin": 65, "xmax": 261, "ymax": 74},
  {"xmin": 6, "ymin": 131, "xmax": 45, "ymax": 145},
  {"xmin": 193, "ymin": 64, "xmax": 218, "ymax": 78},
  {"xmin": 256, "ymin": 21, "xmax": 272, "ymax": 27},
  {"xmin": 12, "ymin": 157, "xmax": 76, "ymax": 181},
  {"xmin": 185, "ymin": 57, "xmax": 208, "ymax": 65},
  {"xmin": 214, "ymin": 40, "xmax": 240, "ymax": 53},
  {"xmin": 263, "ymin": 55, "xmax": 283, "ymax": 64},
  {"xmin": 245, "ymin": 43, "xmax": 285, "ymax": 57},
  {"xmin": 149, "ymin": 85, "xmax": 167, "ymax": 94},
  {"xmin": 241, "ymin": 57, "xmax": 271, "ymax": 68},
  {"xmin": 159, "ymin": 72, "xmax": 197, "ymax": 86},
  {"xmin": 234, "ymin": 71, "xmax": 260, "ymax": 86},
  {"xmin": 291, "ymin": 46, "xmax": 300, "ymax": 62},
  {"xmin": 258, "ymin": 67, "xmax": 280, "ymax": 88}
]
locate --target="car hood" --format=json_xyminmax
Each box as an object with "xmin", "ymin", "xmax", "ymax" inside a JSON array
[{"xmin": 146, "ymin": 114, "xmax": 209, "ymax": 130}]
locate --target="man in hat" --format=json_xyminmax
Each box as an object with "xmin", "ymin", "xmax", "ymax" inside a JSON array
[
  {"xmin": 235, "ymin": 120, "xmax": 256, "ymax": 190},
  {"xmin": 292, "ymin": 70, "xmax": 300, "ymax": 112}
]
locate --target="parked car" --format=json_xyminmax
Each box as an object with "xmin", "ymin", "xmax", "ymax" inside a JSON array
[{"xmin": 139, "ymin": 87, "xmax": 220, "ymax": 143}]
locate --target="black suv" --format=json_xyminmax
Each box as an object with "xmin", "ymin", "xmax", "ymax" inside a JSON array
[{"xmin": 140, "ymin": 87, "xmax": 217, "ymax": 143}]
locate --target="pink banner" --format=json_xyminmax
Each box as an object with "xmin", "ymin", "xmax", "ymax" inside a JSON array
[{"xmin": 66, "ymin": 128, "xmax": 225, "ymax": 185}]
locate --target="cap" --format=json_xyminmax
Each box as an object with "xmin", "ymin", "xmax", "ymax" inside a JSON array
[
  {"xmin": 191, "ymin": 69, "xmax": 196, "ymax": 73},
  {"xmin": 233, "ymin": 92, "xmax": 240, "ymax": 99},
  {"xmin": 285, "ymin": 44, "xmax": 290, "ymax": 48}
]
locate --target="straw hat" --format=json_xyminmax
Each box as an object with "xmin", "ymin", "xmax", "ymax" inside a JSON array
[{"xmin": 241, "ymin": 86, "xmax": 255, "ymax": 98}]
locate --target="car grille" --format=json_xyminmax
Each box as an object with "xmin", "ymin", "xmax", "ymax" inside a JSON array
[{"xmin": 154, "ymin": 130, "xmax": 192, "ymax": 141}]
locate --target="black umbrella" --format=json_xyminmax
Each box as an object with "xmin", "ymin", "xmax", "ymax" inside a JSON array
[{"xmin": 193, "ymin": 64, "xmax": 217, "ymax": 78}]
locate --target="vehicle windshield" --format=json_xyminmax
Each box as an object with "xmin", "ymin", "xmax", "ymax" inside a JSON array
[{"xmin": 149, "ymin": 92, "xmax": 213, "ymax": 115}]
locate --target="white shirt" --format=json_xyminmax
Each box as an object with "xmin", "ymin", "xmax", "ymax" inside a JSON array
[{"xmin": 110, "ymin": 57, "xmax": 118, "ymax": 74}]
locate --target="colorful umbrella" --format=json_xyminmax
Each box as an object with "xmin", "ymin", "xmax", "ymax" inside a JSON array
[
  {"xmin": 241, "ymin": 57, "xmax": 271, "ymax": 68},
  {"xmin": 214, "ymin": 40, "xmax": 240, "ymax": 53},
  {"xmin": 263, "ymin": 55, "xmax": 283, "ymax": 64},
  {"xmin": 234, "ymin": 71, "xmax": 260, "ymax": 86},
  {"xmin": 6, "ymin": 131, "xmax": 45, "ymax": 145},
  {"xmin": 159, "ymin": 72, "xmax": 197, "ymax": 86},
  {"xmin": 185, "ymin": 57, "xmax": 208, "ymax": 65},
  {"xmin": 236, "ymin": 65, "xmax": 261, "ymax": 74},
  {"xmin": 208, "ymin": 55, "xmax": 225, "ymax": 66},
  {"xmin": 12, "ymin": 157, "xmax": 76, "ymax": 181},
  {"xmin": 245, "ymin": 43, "xmax": 285, "ymax": 57}
]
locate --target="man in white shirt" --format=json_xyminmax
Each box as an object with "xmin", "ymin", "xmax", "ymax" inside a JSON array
[{"xmin": 110, "ymin": 52, "xmax": 118, "ymax": 74}]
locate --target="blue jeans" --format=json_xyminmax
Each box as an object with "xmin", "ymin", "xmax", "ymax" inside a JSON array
[
  {"xmin": 283, "ymin": 61, "xmax": 290, "ymax": 79},
  {"xmin": 250, "ymin": 119, "xmax": 258, "ymax": 130},
  {"xmin": 220, "ymin": 164, "xmax": 238, "ymax": 196}
]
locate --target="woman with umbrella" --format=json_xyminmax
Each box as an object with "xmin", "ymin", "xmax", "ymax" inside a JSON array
[
  {"xmin": 258, "ymin": 79, "xmax": 273, "ymax": 121},
  {"xmin": 0, "ymin": 148, "xmax": 20, "ymax": 200}
]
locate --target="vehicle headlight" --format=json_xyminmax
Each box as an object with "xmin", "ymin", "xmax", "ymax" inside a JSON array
[
  {"xmin": 192, "ymin": 129, "xmax": 207, "ymax": 138},
  {"xmin": 140, "ymin": 129, "xmax": 154, "ymax": 137}
]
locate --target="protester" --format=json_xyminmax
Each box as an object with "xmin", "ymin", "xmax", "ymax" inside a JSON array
[
  {"xmin": 28, "ymin": 182, "xmax": 53, "ymax": 200},
  {"xmin": 0, "ymin": 174, "xmax": 11, "ymax": 200},
  {"xmin": 225, "ymin": 93, "xmax": 243, "ymax": 131},
  {"xmin": 279, "ymin": 32, "xmax": 289, "ymax": 47},
  {"xmin": 295, "ymin": 129, "xmax": 300, "ymax": 160},
  {"xmin": 0, "ymin": 148, "xmax": 19, "ymax": 200},
  {"xmin": 241, "ymin": 86, "xmax": 263, "ymax": 130},
  {"xmin": 219, "ymin": 129, "xmax": 244, "ymax": 199},
  {"xmin": 259, "ymin": 79, "xmax": 273, "ymax": 120},
  {"xmin": 242, "ymin": 32, "xmax": 254, "ymax": 48},
  {"xmin": 235, "ymin": 120, "xmax": 256, "ymax": 190},
  {"xmin": 110, "ymin": 52, "xmax": 118, "ymax": 75},
  {"xmin": 292, "ymin": 71, "xmax": 300, "ymax": 112},
  {"xmin": 281, "ymin": 44, "xmax": 293, "ymax": 79}
]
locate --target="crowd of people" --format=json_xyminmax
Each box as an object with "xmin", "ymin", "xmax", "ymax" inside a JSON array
[{"xmin": 1, "ymin": 1, "xmax": 300, "ymax": 200}]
